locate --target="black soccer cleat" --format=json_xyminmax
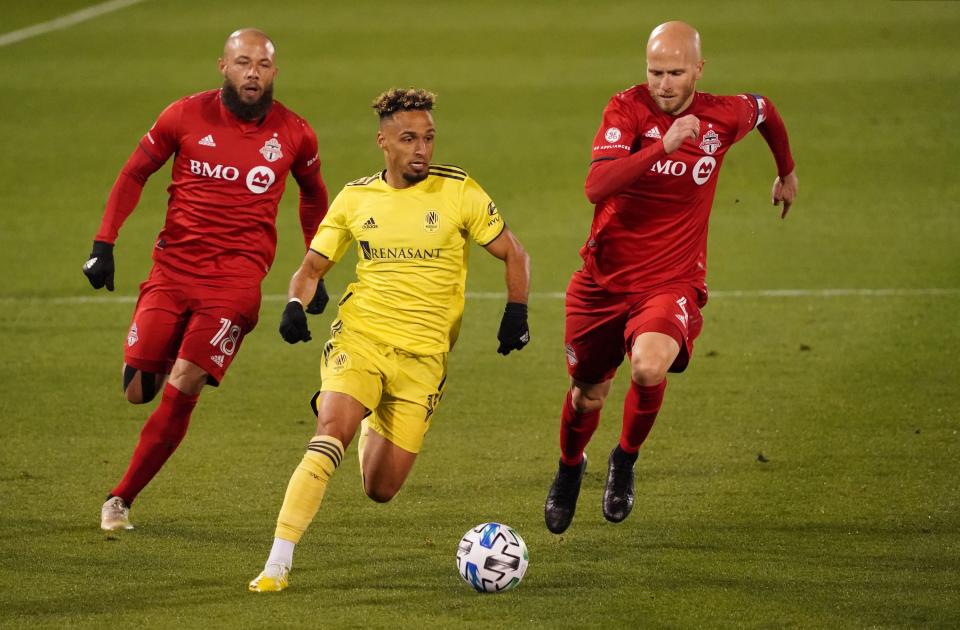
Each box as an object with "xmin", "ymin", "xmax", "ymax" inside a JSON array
[
  {"xmin": 602, "ymin": 446, "xmax": 637, "ymax": 523},
  {"xmin": 544, "ymin": 455, "xmax": 587, "ymax": 534}
]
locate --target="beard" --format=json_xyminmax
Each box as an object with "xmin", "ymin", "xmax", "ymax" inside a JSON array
[
  {"xmin": 221, "ymin": 79, "xmax": 274, "ymax": 121},
  {"xmin": 402, "ymin": 170, "xmax": 429, "ymax": 185}
]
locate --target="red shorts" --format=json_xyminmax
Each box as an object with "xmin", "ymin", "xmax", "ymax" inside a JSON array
[
  {"xmin": 123, "ymin": 266, "xmax": 261, "ymax": 385},
  {"xmin": 564, "ymin": 269, "xmax": 704, "ymax": 383}
]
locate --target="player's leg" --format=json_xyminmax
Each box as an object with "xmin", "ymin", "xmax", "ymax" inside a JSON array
[
  {"xmin": 545, "ymin": 270, "xmax": 626, "ymax": 534},
  {"xmin": 358, "ymin": 429, "xmax": 418, "ymax": 503},
  {"xmin": 544, "ymin": 378, "xmax": 613, "ymax": 535},
  {"xmin": 102, "ymin": 283, "xmax": 186, "ymax": 530},
  {"xmin": 251, "ymin": 331, "xmax": 384, "ymax": 592},
  {"xmin": 105, "ymin": 285, "xmax": 257, "ymax": 530},
  {"xmin": 603, "ymin": 289, "xmax": 703, "ymax": 524},
  {"xmin": 250, "ymin": 391, "xmax": 368, "ymax": 593},
  {"xmin": 358, "ymin": 350, "xmax": 445, "ymax": 502}
]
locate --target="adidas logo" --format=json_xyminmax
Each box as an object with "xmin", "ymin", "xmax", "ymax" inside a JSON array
[
  {"xmin": 198, "ymin": 134, "xmax": 217, "ymax": 147},
  {"xmin": 210, "ymin": 354, "xmax": 225, "ymax": 367},
  {"xmin": 361, "ymin": 217, "xmax": 378, "ymax": 230},
  {"xmin": 643, "ymin": 126, "xmax": 662, "ymax": 140}
]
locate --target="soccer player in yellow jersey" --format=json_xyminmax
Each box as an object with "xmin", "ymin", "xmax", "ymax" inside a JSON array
[{"xmin": 249, "ymin": 88, "xmax": 531, "ymax": 592}]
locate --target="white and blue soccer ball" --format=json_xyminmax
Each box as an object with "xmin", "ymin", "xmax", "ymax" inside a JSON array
[{"xmin": 456, "ymin": 522, "xmax": 528, "ymax": 592}]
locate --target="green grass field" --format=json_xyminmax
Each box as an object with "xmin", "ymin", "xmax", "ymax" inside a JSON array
[{"xmin": 2, "ymin": 1, "xmax": 959, "ymax": 627}]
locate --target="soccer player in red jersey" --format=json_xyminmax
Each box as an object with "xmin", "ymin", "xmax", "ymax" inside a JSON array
[
  {"xmin": 83, "ymin": 29, "xmax": 330, "ymax": 531},
  {"xmin": 544, "ymin": 21, "xmax": 799, "ymax": 534}
]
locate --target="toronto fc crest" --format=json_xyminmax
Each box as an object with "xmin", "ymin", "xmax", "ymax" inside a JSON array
[
  {"xmin": 699, "ymin": 129, "xmax": 721, "ymax": 155},
  {"xmin": 259, "ymin": 136, "xmax": 283, "ymax": 162}
]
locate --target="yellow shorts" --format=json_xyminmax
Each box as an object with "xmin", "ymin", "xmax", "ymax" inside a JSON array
[{"xmin": 319, "ymin": 324, "xmax": 447, "ymax": 454}]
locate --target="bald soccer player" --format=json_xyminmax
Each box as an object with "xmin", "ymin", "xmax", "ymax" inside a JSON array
[
  {"xmin": 544, "ymin": 21, "xmax": 798, "ymax": 533},
  {"xmin": 84, "ymin": 29, "xmax": 330, "ymax": 531}
]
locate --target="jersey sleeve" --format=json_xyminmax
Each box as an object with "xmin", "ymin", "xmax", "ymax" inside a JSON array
[
  {"xmin": 308, "ymin": 189, "xmax": 354, "ymax": 262},
  {"xmin": 732, "ymin": 93, "xmax": 795, "ymax": 176},
  {"xmin": 291, "ymin": 119, "xmax": 329, "ymax": 249},
  {"xmin": 93, "ymin": 100, "xmax": 181, "ymax": 243},
  {"xmin": 137, "ymin": 99, "xmax": 182, "ymax": 165},
  {"xmin": 731, "ymin": 93, "xmax": 768, "ymax": 142},
  {"xmin": 460, "ymin": 177, "xmax": 505, "ymax": 246},
  {"xmin": 291, "ymin": 118, "xmax": 321, "ymax": 180},
  {"xmin": 590, "ymin": 94, "xmax": 638, "ymax": 162}
]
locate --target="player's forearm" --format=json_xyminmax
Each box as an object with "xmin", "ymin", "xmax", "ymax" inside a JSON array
[
  {"xmin": 585, "ymin": 140, "xmax": 667, "ymax": 204},
  {"xmin": 95, "ymin": 148, "xmax": 162, "ymax": 243},
  {"xmin": 757, "ymin": 100, "xmax": 795, "ymax": 177},
  {"xmin": 288, "ymin": 251, "xmax": 333, "ymax": 303},
  {"xmin": 502, "ymin": 241, "xmax": 530, "ymax": 304}
]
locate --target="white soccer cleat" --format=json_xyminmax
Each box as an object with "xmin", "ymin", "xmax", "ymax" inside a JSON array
[
  {"xmin": 100, "ymin": 496, "xmax": 134, "ymax": 531},
  {"xmin": 248, "ymin": 563, "xmax": 290, "ymax": 592}
]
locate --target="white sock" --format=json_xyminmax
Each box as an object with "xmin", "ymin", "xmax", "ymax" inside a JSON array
[{"xmin": 266, "ymin": 537, "xmax": 296, "ymax": 570}]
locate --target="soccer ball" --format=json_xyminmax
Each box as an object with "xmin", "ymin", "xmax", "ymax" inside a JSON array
[{"xmin": 456, "ymin": 522, "xmax": 528, "ymax": 592}]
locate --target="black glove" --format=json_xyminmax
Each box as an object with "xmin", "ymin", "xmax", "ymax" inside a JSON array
[
  {"xmin": 82, "ymin": 240, "xmax": 115, "ymax": 291},
  {"xmin": 305, "ymin": 279, "xmax": 329, "ymax": 315},
  {"xmin": 497, "ymin": 302, "xmax": 530, "ymax": 355},
  {"xmin": 279, "ymin": 300, "xmax": 311, "ymax": 344}
]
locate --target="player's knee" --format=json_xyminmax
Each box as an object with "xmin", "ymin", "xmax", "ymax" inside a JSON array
[
  {"xmin": 571, "ymin": 386, "xmax": 605, "ymax": 414},
  {"xmin": 629, "ymin": 356, "xmax": 668, "ymax": 386}
]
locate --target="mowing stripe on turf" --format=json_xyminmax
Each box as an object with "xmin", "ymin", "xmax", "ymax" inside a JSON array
[
  {"xmin": 2, "ymin": 287, "xmax": 958, "ymax": 305},
  {"xmin": 0, "ymin": 0, "xmax": 147, "ymax": 48}
]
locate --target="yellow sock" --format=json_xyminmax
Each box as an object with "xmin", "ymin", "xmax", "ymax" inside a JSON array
[{"xmin": 274, "ymin": 436, "xmax": 344, "ymax": 543}]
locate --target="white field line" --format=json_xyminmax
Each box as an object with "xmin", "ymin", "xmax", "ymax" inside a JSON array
[
  {"xmin": 0, "ymin": 0, "xmax": 146, "ymax": 48},
  {"xmin": 2, "ymin": 287, "xmax": 958, "ymax": 306}
]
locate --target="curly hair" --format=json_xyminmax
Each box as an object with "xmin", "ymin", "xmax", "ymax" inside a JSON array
[{"xmin": 371, "ymin": 88, "xmax": 436, "ymax": 120}]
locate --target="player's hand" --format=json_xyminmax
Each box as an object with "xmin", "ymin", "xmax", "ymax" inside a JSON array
[
  {"xmin": 279, "ymin": 300, "xmax": 311, "ymax": 344},
  {"xmin": 772, "ymin": 170, "xmax": 798, "ymax": 219},
  {"xmin": 306, "ymin": 279, "xmax": 329, "ymax": 314},
  {"xmin": 82, "ymin": 240, "xmax": 115, "ymax": 291},
  {"xmin": 497, "ymin": 302, "xmax": 530, "ymax": 355},
  {"xmin": 662, "ymin": 115, "xmax": 700, "ymax": 154}
]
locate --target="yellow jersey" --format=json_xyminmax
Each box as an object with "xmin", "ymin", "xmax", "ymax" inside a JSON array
[{"xmin": 309, "ymin": 165, "xmax": 506, "ymax": 355}]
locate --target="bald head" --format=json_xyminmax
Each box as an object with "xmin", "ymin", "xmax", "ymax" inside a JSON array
[
  {"xmin": 224, "ymin": 28, "xmax": 276, "ymax": 60},
  {"xmin": 645, "ymin": 21, "xmax": 704, "ymax": 114},
  {"xmin": 646, "ymin": 21, "xmax": 701, "ymax": 63}
]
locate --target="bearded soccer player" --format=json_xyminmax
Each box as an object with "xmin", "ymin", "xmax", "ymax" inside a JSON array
[
  {"xmin": 247, "ymin": 88, "xmax": 530, "ymax": 592},
  {"xmin": 84, "ymin": 29, "xmax": 330, "ymax": 531},
  {"xmin": 543, "ymin": 21, "xmax": 799, "ymax": 534}
]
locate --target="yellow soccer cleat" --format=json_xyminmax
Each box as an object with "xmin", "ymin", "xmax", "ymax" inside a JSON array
[{"xmin": 248, "ymin": 564, "xmax": 290, "ymax": 592}]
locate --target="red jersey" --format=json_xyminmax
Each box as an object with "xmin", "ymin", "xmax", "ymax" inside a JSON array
[
  {"xmin": 96, "ymin": 89, "xmax": 328, "ymax": 288},
  {"xmin": 581, "ymin": 84, "xmax": 793, "ymax": 296}
]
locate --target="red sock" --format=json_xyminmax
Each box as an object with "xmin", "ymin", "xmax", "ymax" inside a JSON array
[
  {"xmin": 619, "ymin": 379, "xmax": 666, "ymax": 454},
  {"xmin": 559, "ymin": 389, "xmax": 601, "ymax": 466},
  {"xmin": 111, "ymin": 382, "xmax": 199, "ymax": 504}
]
